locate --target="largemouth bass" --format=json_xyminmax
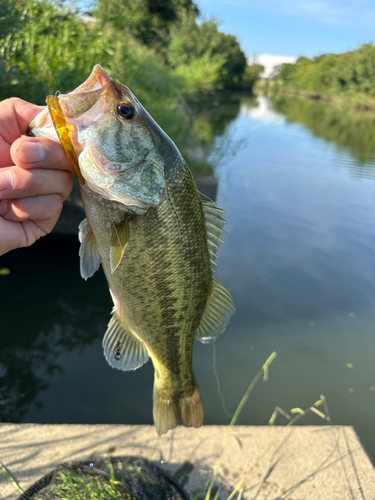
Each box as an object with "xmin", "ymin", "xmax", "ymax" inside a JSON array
[{"xmin": 31, "ymin": 65, "xmax": 235, "ymax": 434}]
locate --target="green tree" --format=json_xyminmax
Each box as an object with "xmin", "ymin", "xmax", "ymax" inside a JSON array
[
  {"xmin": 274, "ymin": 43, "xmax": 375, "ymax": 99},
  {"xmin": 169, "ymin": 13, "xmax": 247, "ymax": 90},
  {"xmin": 94, "ymin": 0, "xmax": 198, "ymax": 48},
  {"xmin": 242, "ymin": 63, "xmax": 264, "ymax": 87}
]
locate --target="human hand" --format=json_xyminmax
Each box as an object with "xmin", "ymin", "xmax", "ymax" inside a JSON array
[{"xmin": 0, "ymin": 98, "xmax": 74, "ymax": 256}]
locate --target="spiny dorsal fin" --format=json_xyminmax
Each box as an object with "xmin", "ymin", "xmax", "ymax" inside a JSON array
[
  {"xmin": 78, "ymin": 218, "xmax": 101, "ymax": 280},
  {"xmin": 103, "ymin": 311, "xmax": 149, "ymax": 371},
  {"xmin": 195, "ymin": 276, "xmax": 235, "ymax": 343},
  {"xmin": 110, "ymin": 218, "xmax": 129, "ymax": 273},
  {"xmin": 202, "ymin": 201, "xmax": 227, "ymax": 268}
]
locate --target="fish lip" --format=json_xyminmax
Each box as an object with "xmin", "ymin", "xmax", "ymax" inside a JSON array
[{"xmin": 72, "ymin": 64, "xmax": 112, "ymax": 94}]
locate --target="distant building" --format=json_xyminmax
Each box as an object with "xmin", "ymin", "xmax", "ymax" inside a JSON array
[{"xmin": 248, "ymin": 54, "xmax": 297, "ymax": 79}]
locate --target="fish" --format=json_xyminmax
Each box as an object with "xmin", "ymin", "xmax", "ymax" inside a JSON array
[{"xmin": 30, "ymin": 65, "xmax": 235, "ymax": 435}]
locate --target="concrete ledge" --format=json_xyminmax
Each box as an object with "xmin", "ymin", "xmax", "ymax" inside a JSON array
[{"xmin": 1, "ymin": 424, "xmax": 374, "ymax": 499}]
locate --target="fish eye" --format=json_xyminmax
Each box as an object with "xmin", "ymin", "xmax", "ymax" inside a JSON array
[{"xmin": 116, "ymin": 102, "xmax": 135, "ymax": 120}]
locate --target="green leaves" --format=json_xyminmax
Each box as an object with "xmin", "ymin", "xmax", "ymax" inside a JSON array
[
  {"xmin": 168, "ymin": 14, "xmax": 247, "ymax": 91},
  {"xmin": 275, "ymin": 43, "xmax": 375, "ymax": 98}
]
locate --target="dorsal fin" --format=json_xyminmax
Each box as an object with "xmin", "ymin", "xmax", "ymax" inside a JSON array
[
  {"xmin": 202, "ymin": 201, "xmax": 227, "ymax": 268},
  {"xmin": 110, "ymin": 218, "xmax": 129, "ymax": 273},
  {"xmin": 78, "ymin": 218, "xmax": 101, "ymax": 280},
  {"xmin": 103, "ymin": 310, "xmax": 149, "ymax": 371},
  {"xmin": 195, "ymin": 276, "xmax": 235, "ymax": 343}
]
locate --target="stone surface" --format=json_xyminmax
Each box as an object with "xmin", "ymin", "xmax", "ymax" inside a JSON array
[{"xmin": 0, "ymin": 424, "xmax": 374, "ymax": 499}]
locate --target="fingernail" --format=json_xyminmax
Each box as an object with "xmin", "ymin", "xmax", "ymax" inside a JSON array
[
  {"xmin": 0, "ymin": 171, "xmax": 13, "ymax": 192},
  {"xmin": 17, "ymin": 142, "xmax": 45, "ymax": 163},
  {"xmin": 0, "ymin": 200, "xmax": 7, "ymax": 216}
]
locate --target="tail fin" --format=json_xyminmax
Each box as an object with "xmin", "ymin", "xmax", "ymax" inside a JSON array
[{"xmin": 153, "ymin": 380, "xmax": 204, "ymax": 435}]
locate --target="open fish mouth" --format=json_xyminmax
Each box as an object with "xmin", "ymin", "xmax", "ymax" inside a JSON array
[
  {"xmin": 30, "ymin": 66, "xmax": 115, "ymax": 185},
  {"xmin": 44, "ymin": 66, "xmax": 113, "ymax": 184},
  {"xmin": 70, "ymin": 64, "xmax": 112, "ymax": 93}
]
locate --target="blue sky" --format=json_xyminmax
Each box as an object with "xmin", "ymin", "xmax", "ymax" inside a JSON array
[{"xmin": 197, "ymin": 0, "xmax": 375, "ymax": 58}]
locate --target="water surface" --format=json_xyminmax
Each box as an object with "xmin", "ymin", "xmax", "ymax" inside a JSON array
[{"xmin": 1, "ymin": 95, "xmax": 375, "ymax": 462}]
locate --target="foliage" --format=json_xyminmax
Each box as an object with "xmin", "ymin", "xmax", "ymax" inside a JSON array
[
  {"xmin": 34, "ymin": 466, "xmax": 134, "ymax": 500},
  {"xmin": 168, "ymin": 12, "xmax": 247, "ymax": 90},
  {"xmin": 0, "ymin": 0, "xmax": 113, "ymax": 102},
  {"xmin": 239, "ymin": 63, "xmax": 264, "ymax": 90},
  {"xmin": 0, "ymin": 0, "xmax": 211, "ymax": 171},
  {"xmin": 173, "ymin": 51, "xmax": 225, "ymax": 92},
  {"xmin": 94, "ymin": 0, "xmax": 199, "ymax": 49},
  {"xmin": 275, "ymin": 43, "xmax": 375, "ymax": 98}
]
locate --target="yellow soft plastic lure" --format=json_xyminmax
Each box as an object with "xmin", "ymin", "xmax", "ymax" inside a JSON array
[{"xmin": 46, "ymin": 95, "xmax": 85, "ymax": 185}]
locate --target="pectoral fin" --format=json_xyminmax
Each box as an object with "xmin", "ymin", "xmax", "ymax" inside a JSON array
[
  {"xmin": 78, "ymin": 218, "xmax": 101, "ymax": 280},
  {"xmin": 110, "ymin": 218, "xmax": 129, "ymax": 273},
  {"xmin": 195, "ymin": 277, "xmax": 235, "ymax": 343},
  {"xmin": 103, "ymin": 311, "xmax": 149, "ymax": 371}
]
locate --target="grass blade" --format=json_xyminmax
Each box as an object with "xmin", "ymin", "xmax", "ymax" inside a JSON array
[
  {"xmin": 269, "ymin": 406, "xmax": 291, "ymax": 425},
  {"xmin": 0, "ymin": 461, "xmax": 23, "ymax": 493},
  {"xmin": 213, "ymin": 486, "xmax": 222, "ymax": 500},
  {"xmin": 204, "ymin": 352, "xmax": 278, "ymax": 500},
  {"xmin": 226, "ymin": 398, "xmax": 329, "ymax": 499}
]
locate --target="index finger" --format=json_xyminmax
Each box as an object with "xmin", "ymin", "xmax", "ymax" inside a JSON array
[
  {"xmin": 0, "ymin": 98, "xmax": 44, "ymax": 167},
  {"xmin": 10, "ymin": 136, "xmax": 75, "ymax": 176},
  {"xmin": 0, "ymin": 98, "xmax": 43, "ymax": 143}
]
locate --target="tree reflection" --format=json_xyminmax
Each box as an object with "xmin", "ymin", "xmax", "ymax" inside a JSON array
[
  {"xmin": 0, "ymin": 237, "xmax": 111, "ymax": 422},
  {"xmin": 272, "ymin": 94, "xmax": 375, "ymax": 176}
]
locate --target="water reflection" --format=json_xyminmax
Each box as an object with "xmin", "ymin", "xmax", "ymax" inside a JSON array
[
  {"xmin": 241, "ymin": 96, "xmax": 283, "ymax": 123},
  {"xmin": 272, "ymin": 94, "xmax": 375, "ymax": 178},
  {"xmin": 0, "ymin": 237, "xmax": 110, "ymax": 422},
  {"xmin": 207, "ymin": 94, "xmax": 375, "ymax": 462}
]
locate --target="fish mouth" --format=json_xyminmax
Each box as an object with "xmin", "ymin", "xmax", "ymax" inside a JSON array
[
  {"xmin": 73, "ymin": 65, "xmax": 112, "ymax": 93},
  {"xmin": 44, "ymin": 66, "xmax": 114, "ymax": 185}
]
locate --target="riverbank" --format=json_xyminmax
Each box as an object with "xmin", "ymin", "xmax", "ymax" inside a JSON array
[
  {"xmin": 1, "ymin": 424, "xmax": 374, "ymax": 499},
  {"xmin": 256, "ymin": 80, "xmax": 375, "ymax": 113}
]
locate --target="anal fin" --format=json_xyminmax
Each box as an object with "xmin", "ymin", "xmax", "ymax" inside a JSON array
[
  {"xmin": 103, "ymin": 311, "xmax": 149, "ymax": 371},
  {"xmin": 195, "ymin": 276, "xmax": 235, "ymax": 343},
  {"xmin": 78, "ymin": 218, "xmax": 101, "ymax": 280}
]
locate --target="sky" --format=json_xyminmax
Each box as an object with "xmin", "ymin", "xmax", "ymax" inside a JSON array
[{"xmin": 197, "ymin": 0, "xmax": 375, "ymax": 58}]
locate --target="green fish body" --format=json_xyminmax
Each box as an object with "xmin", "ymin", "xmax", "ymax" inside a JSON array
[{"xmin": 31, "ymin": 65, "xmax": 234, "ymax": 434}]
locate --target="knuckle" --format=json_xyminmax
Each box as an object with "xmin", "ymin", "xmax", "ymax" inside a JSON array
[
  {"xmin": 6, "ymin": 97, "xmax": 23, "ymax": 107},
  {"xmin": 42, "ymin": 140, "xmax": 68, "ymax": 167},
  {"xmin": 61, "ymin": 171, "xmax": 74, "ymax": 195},
  {"xmin": 49, "ymin": 193, "xmax": 63, "ymax": 214},
  {"xmin": 12, "ymin": 167, "xmax": 30, "ymax": 191}
]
